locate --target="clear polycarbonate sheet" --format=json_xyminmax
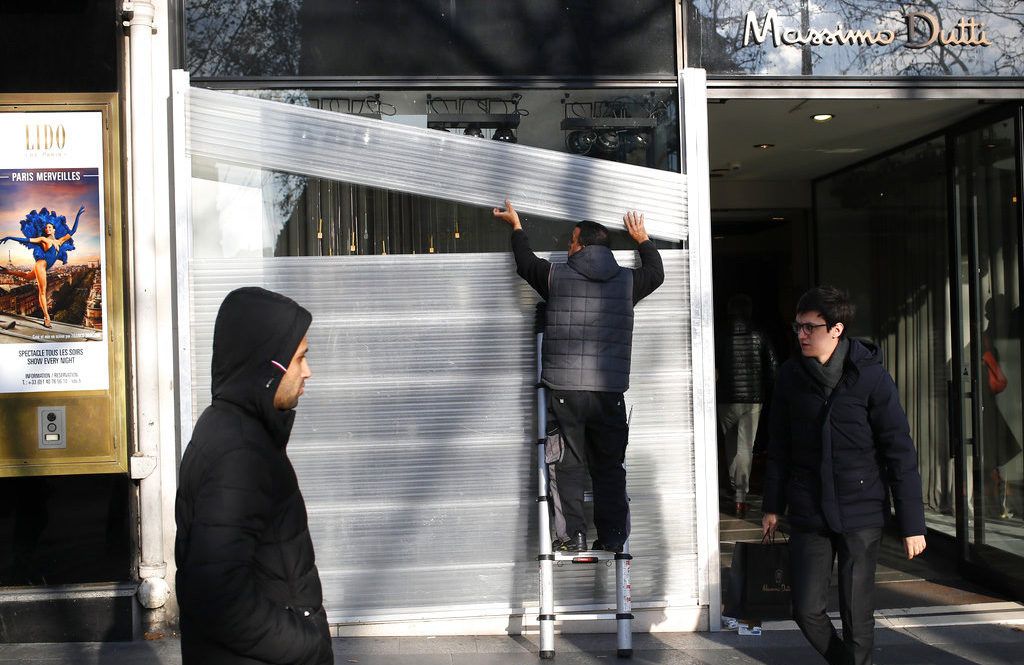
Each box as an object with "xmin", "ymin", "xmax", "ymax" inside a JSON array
[
  {"xmin": 185, "ymin": 87, "xmax": 687, "ymax": 242},
  {"xmin": 189, "ymin": 252, "xmax": 697, "ymax": 621}
]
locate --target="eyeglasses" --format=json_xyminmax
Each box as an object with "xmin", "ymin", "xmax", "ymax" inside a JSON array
[{"xmin": 792, "ymin": 322, "xmax": 829, "ymax": 335}]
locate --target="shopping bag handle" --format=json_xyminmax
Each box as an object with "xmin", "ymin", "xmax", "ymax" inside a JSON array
[{"xmin": 761, "ymin": 529, "xmax": 788, "ymax": 545}]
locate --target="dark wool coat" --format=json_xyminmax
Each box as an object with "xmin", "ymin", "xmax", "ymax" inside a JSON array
[
  {"xmin": 762, "ymin": 338, "xmax": 926, "ymax": 536},
  {"xmin": 175, "ymin": 287, "xmax": 332, "ymax": 665}
]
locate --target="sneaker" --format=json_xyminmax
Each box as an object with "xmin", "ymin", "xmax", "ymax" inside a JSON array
[
  {"xmin": 557, "ymin": 532, "xmax": 589, "ymax": 553},
  {"xmin": 592, "ymin": 539, "xmax": 624, "ymax": 553}
]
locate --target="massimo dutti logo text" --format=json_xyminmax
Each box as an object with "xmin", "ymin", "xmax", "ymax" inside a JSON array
[{"xmin": 743, "ymin": 9, "xmax": 992, "ymax": 49}]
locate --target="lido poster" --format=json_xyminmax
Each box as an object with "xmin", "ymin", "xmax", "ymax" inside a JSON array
[{"xmin": 0, "ymin": 110, "xmax": 109, "ymax": 393}]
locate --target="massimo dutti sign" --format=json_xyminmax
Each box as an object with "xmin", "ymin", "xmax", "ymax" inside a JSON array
[
  {"xmin": 743, "ymin": 9, "xmax": 991, "ymax": 49},
  {"xmin": 687, "ymin": 1, "xmax": 1022, "ymax": 76}
]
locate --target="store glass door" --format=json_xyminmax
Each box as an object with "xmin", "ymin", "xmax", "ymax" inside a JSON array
[{"xmin": 952, "ymin": 110, "xmax": 1024, "ymax": 593}]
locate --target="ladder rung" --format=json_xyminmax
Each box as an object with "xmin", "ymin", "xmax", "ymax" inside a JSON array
[{"xmin": 553, "ymin": 550, "xmax": 620, "ymax": 563}]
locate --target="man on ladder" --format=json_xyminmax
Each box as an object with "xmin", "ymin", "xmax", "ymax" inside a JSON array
[
  {"xmin": 493, "ymin": 201, "xmax": 664, "ymax": 659},
  {"xmin": 493, "ymin": 200, "xmax": 664, "ymax": 553}
]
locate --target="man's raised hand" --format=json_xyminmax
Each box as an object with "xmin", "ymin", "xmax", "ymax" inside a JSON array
[
  {"xmin": 624, "ymin": 210, "xmax": 650, "ymax": 244},
  {"xmin": 492, "ymin": 199, "xmax": 522, "ymax": 230}
]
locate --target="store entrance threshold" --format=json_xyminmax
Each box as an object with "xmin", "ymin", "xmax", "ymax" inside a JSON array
[{"xmin": 719, "ymin": 497, "xmax": 1010, "ymax": 618}]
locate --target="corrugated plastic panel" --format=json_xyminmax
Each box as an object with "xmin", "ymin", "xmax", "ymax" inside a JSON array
[
  {"xmin": 188, "ymin": 252, "xmax": 696, "ymax": 621},
  {"xmin": 185, "ymin": 86, "xmax": 688, "ymax": 242}
]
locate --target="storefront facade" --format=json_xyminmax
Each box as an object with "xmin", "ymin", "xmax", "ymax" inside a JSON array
[
  {"xmin": 0, "ymin": 0, "xmax": 144, "ymax": 643},
  {"xmin": 689, "ymin": 0, "xmax": 1024, "ymax": 598},
  {"xmin": 172, "ymin": 0, "xmax": 717, "ymax": 635},
  {"xmin": 0, "ymin": 0, "xmax": 1022, "ymax": 642}
]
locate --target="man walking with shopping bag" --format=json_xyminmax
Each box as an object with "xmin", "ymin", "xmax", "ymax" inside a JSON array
[{"xmin": 762, "ymin": 286, "xmax": 926, "ymax": 665}]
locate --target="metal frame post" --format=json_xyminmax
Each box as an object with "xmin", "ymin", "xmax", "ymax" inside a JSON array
[
  {"xmin": 536, "ymin": 329, "xmax": 555, "ymax": 659},
  {"xmin": 615, "ymin": 549, "xmax": 633, "ymax": 657}
]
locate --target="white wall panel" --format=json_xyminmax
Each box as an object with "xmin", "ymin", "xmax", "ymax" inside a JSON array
[
  {"xmin": 178, "ymin": 78, "xmax": 703, "ymax": 628},
  {"xmin": 188, "ymin": 252, "xmax": 696, "ymax": 622}
]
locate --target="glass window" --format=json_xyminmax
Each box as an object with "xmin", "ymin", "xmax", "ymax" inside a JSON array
[
  {"xmin": 815, "ymin": 137, "xmax": 952, "ymax": 527},
  {"xmin": 184, "ymin": 0, "xmax": 676, "ymax": 80},
  {"xmin": 955, "ymin": 117, "xmax": 1023, "ymax": 567},
  {"xmin": 192, "ymin": 88, "xmax": 682, "ymax": 258},
  {"xmin": 0, "ymin": 475, "xmax": 131, "ymax": 586}
]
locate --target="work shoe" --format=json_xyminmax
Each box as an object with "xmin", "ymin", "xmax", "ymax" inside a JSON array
[
  {"xmin": 592, "ymin": 539, "xmax": 624, "ymax": 553},
  {"xmin": 555, "ymin": 531, "xmax": 587, "ymax": 552}
]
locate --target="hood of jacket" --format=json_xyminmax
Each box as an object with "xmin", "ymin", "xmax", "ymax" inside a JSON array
[
  {"xmin": 846, "ymin": 337, "xmax": 883, "ymax": 371},
  {"xmin": 210, "ymin": 287, "xmax": 312, "ymax": 447},
  {"xmin": 567, "ymin": 244, "xmax": 621, "ymax": 282}
]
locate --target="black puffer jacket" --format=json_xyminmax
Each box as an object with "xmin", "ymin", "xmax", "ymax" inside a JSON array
[
  {"xmin": 716, "ymin": 320, "xmax": 778, "ymax": 404},
  {"xmin": 762, "ymin": 338, "xmax": 926, "ymax": 536},
  {"xmin": 543, "ymin": 246, "xmax": 634, "ymax": 393},
  {"xmin": 175, "ymin": 287, "xmax": 332, "ymax": 665}
]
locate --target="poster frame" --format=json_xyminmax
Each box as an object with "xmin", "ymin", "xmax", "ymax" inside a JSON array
[{"xmin": 0, "ymin": 92, "xmax": 128, "ymax": 477}]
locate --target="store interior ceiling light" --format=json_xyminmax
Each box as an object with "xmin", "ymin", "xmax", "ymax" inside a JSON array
[
  {"xmin": 811, "ymin": 113, "xmax": 834, "ymax": 123},
  {"xmin": 754, "ymin": 143, "xmax": 775, "ymax": 149},
  {"xmin": 322, "ymin": 94, "xmax": 392, "ymax": 119},
  {"xmin": 426, "ymin": 94, "xmax": 527, "ymax": 131},
  {"xmin": 565, "ymin": 130, "xmax": 597, "ymax": 154},
  {"xmin": 429, "ymin": 113, "xmax": 521, "ymax": 129},
  {"xmin": 710, "ymin": 98, "xmax": 983, "ymax": 180},
  {"xmin": 492, "ymin": 127, "xmax": 517, "ymax": 143},
  {"xmin": 560, "ymin": 95, "xmax": 662, "ymax": 156},
  {"xmin": 596, "ymin": 130, "xmax": 620, "ymax": 152},
  {"xmin": 622, "ymin": 131, "xmax": 648, "ymax": 151},
  {"xmin": 559, "ymin": 117, "xmax": 657, "ymax": 130}
]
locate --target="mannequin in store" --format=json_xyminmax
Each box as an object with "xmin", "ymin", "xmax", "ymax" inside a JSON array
[
  {"xmin": 981, "ymin": 295, "xmax": 1023, "ymax": 519},
  {"xmin": 716, "ymin": 293, "xmax": 778, "ymax": 518}
]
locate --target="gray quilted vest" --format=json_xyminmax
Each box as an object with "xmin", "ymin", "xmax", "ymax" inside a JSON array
[{"xmin": 542, "ymin": 245, "xmax": 634, "ymax": 393}]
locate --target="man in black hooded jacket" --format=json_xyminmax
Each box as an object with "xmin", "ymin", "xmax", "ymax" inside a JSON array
[
  {"xmin": 175, "ymin": 287, "xmax": 333, "ymax": 665},
  {"xmin": 762, "ymin": 286, "xmax": 926, "ymax": 665},
  {"xmin": 493, "ymin": 200, "xmax": 664, "ymax": 553}
]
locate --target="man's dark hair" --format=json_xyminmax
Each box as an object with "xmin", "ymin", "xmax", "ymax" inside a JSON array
[
  {"xmin": 797, "ymin": 286, "xmax": 855, "ymax": 336},
  {"xmin": 576, "ymin": 220, "xmax": 610, "ymax": 247}
]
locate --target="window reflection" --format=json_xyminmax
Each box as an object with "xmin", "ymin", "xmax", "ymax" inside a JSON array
[
  {"xmin": 191, "ymin": 88, "xmax": 681, "ymax": 259},
  {"xmin": 816, "ymin": 137, "xmax": 952, "ymax": 521},
  {"xmin": 957, "ymin": 119, "xmax": 1023, "ymax": 548}
]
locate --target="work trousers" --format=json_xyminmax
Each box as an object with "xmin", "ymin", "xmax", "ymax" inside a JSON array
[
  {"xmin": 789, "ymin": 527, "xmax": 883, "ymax": 665},
  {"xmin": 717, "ymin": 402, "xmax": 762, "ymax": 503},
  {"xmin": 548, "ymin": 389, "xmax": 630, "ymax": 545}
]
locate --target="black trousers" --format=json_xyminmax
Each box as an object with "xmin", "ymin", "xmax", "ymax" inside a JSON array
[
  {"xmin": 548, "ymin": 389, "xmax": 630, "ymax": 545},
  {"xmin": 789, "ymin": 527, "xmax": 883, "ymax": 665}
]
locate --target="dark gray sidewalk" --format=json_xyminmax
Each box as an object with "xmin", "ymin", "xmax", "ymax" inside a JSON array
[{"xmin": 1, "ymin": 623, "xmax": 1023, "ymax": 665}]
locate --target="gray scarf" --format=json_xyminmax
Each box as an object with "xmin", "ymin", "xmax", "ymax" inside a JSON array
[{"xmin": 801, "ymin": 336, "xmax": 849, "ymax": 396}]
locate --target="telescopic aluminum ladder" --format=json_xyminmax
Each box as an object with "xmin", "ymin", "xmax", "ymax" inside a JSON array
[{"xmin": 533, "ymin": 305, "xmax": 633, "ymax": 659}]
